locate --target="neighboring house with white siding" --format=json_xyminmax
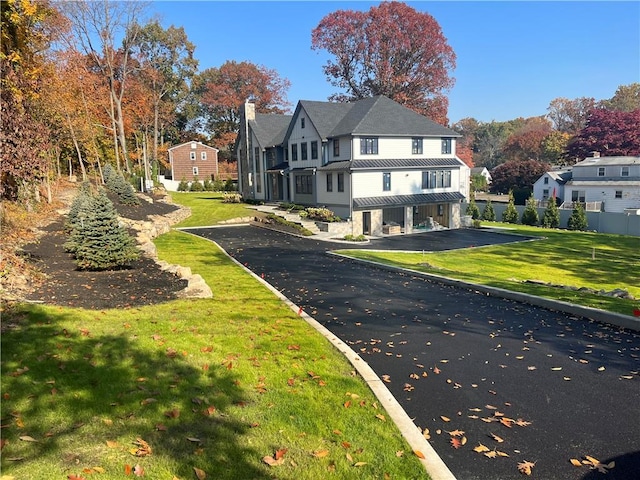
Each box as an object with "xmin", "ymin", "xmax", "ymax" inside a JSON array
[
  {"xmin": 237, "ymin": 95, "xmax": 470, "ymax": 235},
  {"xmin": 533, "ymin": 153, "xmax": 640, "ymax": 213},
  {"xmin": 533, "ymin": 168, "xmax": 572, "ymax": 204}
]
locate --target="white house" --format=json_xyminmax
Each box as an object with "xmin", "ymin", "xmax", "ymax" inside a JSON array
[
  {"xmin": 470, "ymin": 166, "xmax": 492, "ymax": 185},
  {"xmin": 237, "ymin": 95, "xmax": 470, "ymax": 235},
  {"xmin": 534, "ymin": 154, "xmax": 640, "ymax": 213},
  {"xmin": 532, "ymin": 168, "xmax": 572, "ymax": 204},
  {"xmin": 566, "ymin": 154, "xmax": 640, "ymax": 213}
]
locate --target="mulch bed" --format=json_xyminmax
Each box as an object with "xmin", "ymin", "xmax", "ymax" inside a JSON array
[{"xmin": 20, "ymin": 193, "xmax": 189, "ymax": 310}]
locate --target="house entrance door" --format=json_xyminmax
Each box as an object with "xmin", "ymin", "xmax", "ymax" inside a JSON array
[{"xmin": 362, "ymin": 212, "xmax": 371, "ymax": 235}]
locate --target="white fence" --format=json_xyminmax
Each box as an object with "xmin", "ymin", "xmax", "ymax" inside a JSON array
[{"xmin": 464, "ymin": 202, "xmax": 640, "ymax": 236}]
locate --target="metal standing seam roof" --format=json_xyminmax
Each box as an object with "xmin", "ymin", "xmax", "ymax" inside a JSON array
[
  {"xmin": 316, "ymin": 158, "xmax": 465, "ymax": 171},
  {"xmin": 352, "ymin": 192, "xmax": 466, "ymax": 210}
]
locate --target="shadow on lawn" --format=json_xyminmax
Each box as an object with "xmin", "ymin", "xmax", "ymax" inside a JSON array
[{"xmin": 1, "ymin": 305, "xmax": 270, "ymax": 479}]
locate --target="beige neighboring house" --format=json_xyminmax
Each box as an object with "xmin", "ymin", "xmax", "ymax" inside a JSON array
[
  {"xmin": 167, "ymin": 141, "xmax": 219, "ymax": 183},
  {"xmin": 237, "ymin": 95, "xmax": 470, "ymax": 235}
]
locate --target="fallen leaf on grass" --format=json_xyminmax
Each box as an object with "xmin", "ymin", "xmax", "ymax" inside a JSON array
[
  {"xmin": 518, "ymin": 460, "xmax": 536, "ymax": 475},
  {"xmin": 313, "ymin": 449, "xmax": 329, "ymax": 458},
  {"xmin": 19, "ymin": 436, "xmax": 38, "ymax": 442},
  {"xmin": 413, "ymin": 450, "xmax": 425, "ymax": 459},
  {"xmin": 193, "ymin": 467, "xmax": 207, "ymax": 479},
  {"xmin": 133, "ymin": 464, "xmax": 144, "ymax": 477},
  {"xmin": 130, "ymin": 438, "xmax": 152, "ymax": 457}
]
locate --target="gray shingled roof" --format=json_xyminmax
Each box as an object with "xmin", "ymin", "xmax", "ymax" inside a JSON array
[
  {"xmin": 250, "ymin": 113, "xmax": 292, "ymax": 148},
  {"xmin": 573, "ymin": 156, "xmax": 640, "ymax": 167},
  {"xmin": 547, "ymin": 170, "xmax": 572, "ymax": 183},
  {"xmin": 353, "ymin": 192, "xmax": 465, "ymax": 209},
  {"xmin": 297, "ymin": 95, "xmax": 460, "ymax": 141}
]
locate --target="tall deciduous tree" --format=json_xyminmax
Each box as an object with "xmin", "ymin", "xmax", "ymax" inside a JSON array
[
  {"xmin": 0, "ymin": 0, "xmax": 63, "ymax": 201},
  {"xmin": 546, "ymin": 97, "xmax": 596, "ymax": 135},
  {"xmin": 490, "ymin": 159, "xmax": 550, "ymax": 195},
  {"xmin": 60, "ymin": 0, "xmax": 148, "ymax": 172},
  {"xmin": 564, "ymin": 108, "xmax": 640, "ymax": 161},
  {"xmin": 503, "ymin": 116, "xmax": 553, "ymax": 162},
  {"xmin": 599, "ymin": 83, "xmax": 640, "ymax": 112},
  {"xmin": 131, "ymin": 21, "xmax": 198, "ymax": 177},
  {"xmin": 197, "ymin": 61, "xmax": 291, "ymax": 158},
  {"xmin": 311, "ymin": 1, "xmax": 456, "ymax": 125}
]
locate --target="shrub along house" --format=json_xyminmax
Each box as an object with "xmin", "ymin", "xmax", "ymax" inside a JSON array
[{"xmin": 237, "ymin": 95, "xmax": 470, "ymax": 235}]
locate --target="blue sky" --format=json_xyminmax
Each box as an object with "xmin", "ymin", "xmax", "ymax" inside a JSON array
[{"xmin": 151, "ymin": 1, "xmax": 639, "ymax": 124}]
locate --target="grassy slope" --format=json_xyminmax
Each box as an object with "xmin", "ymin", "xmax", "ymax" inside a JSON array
[
  {"xmin": 339, "ymin": 223, "xmax": 639, "ymax": 317},
  {"xmin": 0, "ymin": 193, "xmax": 426, "ymax": 480}
]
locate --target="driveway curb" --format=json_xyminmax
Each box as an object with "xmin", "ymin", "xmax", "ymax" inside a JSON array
[{"xmin": 201, "ymin": 235, "xmax": 457, "ymax": 480}]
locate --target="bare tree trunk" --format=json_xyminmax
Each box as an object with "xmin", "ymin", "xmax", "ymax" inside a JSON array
[{"xmin": 66, "ymin": 114, "xmax": 87, "ymax": 181}]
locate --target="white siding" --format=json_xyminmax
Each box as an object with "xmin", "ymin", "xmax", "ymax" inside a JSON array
[
  {"xmin": 352, "ymin": 136, "xmax": 456, "ymax": 160},
  {"xmin": 316, "ymin": 171, "xmax": 351, "ymax": 208},
  {"xmin": 352, "ymin": 169, "xmax": 464, "ymax": 199},
  {"xmin": 288, "ymin": 106, "xmax": 323, "ymax": 169}
]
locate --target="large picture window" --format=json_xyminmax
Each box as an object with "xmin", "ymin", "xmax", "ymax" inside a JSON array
[
  {"xmin": 571, "ymin": 190, "xmax": 585, "ymax": 203},
  {"xmin": 295, "ymin": 175, "xmax": 313, "ymax": 194},
  {"xmin": 360, "ymin": 137, "xmax": 378, "ymax": 155},
  {"xmin": 424, "ymin": 170, "xmax": 452, "ymax": 189}
]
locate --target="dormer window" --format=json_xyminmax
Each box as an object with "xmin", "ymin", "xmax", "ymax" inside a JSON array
[{"xmin": 598, "ymin": 167, "xmax": 605, "ymax": 177}]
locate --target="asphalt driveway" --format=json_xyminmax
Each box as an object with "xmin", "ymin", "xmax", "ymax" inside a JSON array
[{"xmin": 188, "ymin": 226, "xmax": 640, "ymax": 480}]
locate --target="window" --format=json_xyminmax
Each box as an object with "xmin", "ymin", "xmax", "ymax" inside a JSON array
[
  {"xmin": 412, "ymin": 138, "xmax": 423, "ymax": 154},
  {"xmin": 441, "ymin": 138, "xmax": 452, "ymax": 154},
  {"xmin": 311, "ymin": 141, "xmax": 318, "ymax": 160},
  {"xmin": 191, "ymin": 142, "xmax": 197, "ymax": 149},
  {"xmin": 301, "ymin": 142, "xmax": 308, "ymax": 161},
  {"xmin": 333, "ymin": 139, "xmax": 340, "ymax": 157},
  {"xmin": 337, "ymin": 173, "xmax": 344, "ymax": 192},
  {"xmin": 201, "ymin": 151, "xmax": 207, "ymax": 160},
  {"xmin": 295, "ymin": 175, "xmax": 313, "ymax": 194},
  {"xmin": 192, "ymin": 166, "xmax": 199, "ymax": 176},
  {"xmin": 543, "ymin": 189, "xmax": 549, "ymax": 199},
  {"xmin": 544, "ymin": 177, "xmax": 549, "ymax": 184},
  {"xmin": 254, "ymin": 147, "xmax": 260, "ymax": 167},
  {"xmin": 382, "ymin": 172, "xmax": 391, "ymax": 191},
  {"xmin": 571, "ymin": 190, "xmax": 586, "ymax": 203},
  {"xmin": 326, "ymin": 173, "xmax": 333, "ymax": 192},
  {"xmin": 301, "ymin": 117, "xmax": 305, "ymax": 128},
  {"xmin": 438, "ymin": 204, "xmax": 444, "ymax": 216},
  {"xmin": 426, "ymin": 170, "xmax": 452, "ymax": 188},
  {"xmin": 621, "ymin": 166, "xmax": 630, "ymax": 177},
  {"xmin": 598, "ymin": 167, "xmax": 605, "ymax": 177},
  {"xmin": 615, "ymin": 190, "xmax": 623, "ymax": 199},
  {"xmin": 190, "ymin": 151, "xmax": 196, "ymax": 161},
  {"xmin": 291, "ymin": 143, "xmax": 298, "ymax": 161},
  {"xmin": 361, "ymin": 137, "xmax": 378, "ymax": 155}
]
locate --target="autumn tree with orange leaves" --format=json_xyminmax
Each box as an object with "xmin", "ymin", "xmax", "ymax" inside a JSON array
[
  {"xmin": 311, "ymin": 1, "xmax": 456, "ymax": 125},
  {"xmin": 195, "ymin": 60, "xmax": 291, "ymax": 160}
]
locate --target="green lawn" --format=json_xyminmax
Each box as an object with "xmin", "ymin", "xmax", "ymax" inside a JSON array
[
  {"xmin": 0, "ymin": 193, "xmax": 427, "ymax": 480},
  {"xmin": 338, "ymin": 223, "xmax": 640, "ymax": 317},
  {"xmin": 169, "ymin": 192, "xmax": 255, "ymax": 227}
]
